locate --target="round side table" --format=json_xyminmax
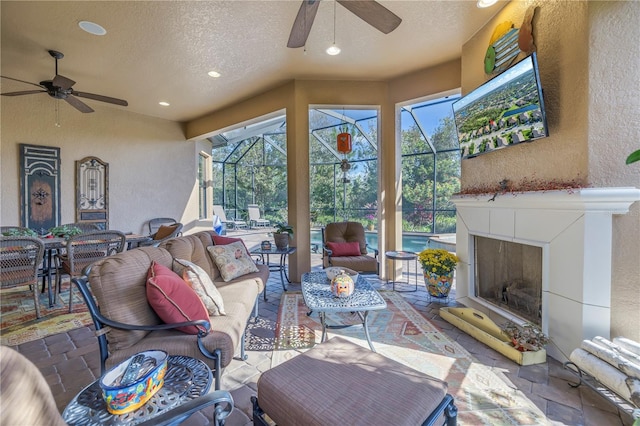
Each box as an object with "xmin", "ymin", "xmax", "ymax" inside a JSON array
[{"xmin": 385, "ymin": 251, "xmax": 418, "ymax": 292}]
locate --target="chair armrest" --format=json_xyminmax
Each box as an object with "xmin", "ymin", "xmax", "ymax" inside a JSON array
[
  {"xmin": 136, "ymin": 390, "xmax": 234, "ymax": 426},
  {"xmin": 366, "ymin": 245, "xmax": 379, "ymax": 258},
  {"xmin": 323, "ymin": 245, "xmax": 334, "ymax": 257}
]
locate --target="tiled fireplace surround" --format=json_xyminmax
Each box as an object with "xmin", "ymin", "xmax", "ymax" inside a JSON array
[{"xmin": 452, "ymin": 187, "xmax": 640, "ymax": 361}]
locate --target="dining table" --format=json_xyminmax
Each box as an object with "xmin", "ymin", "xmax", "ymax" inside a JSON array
[{"xmin": 39, "ymin": 233, "xmax": 152, "ymax": 307}]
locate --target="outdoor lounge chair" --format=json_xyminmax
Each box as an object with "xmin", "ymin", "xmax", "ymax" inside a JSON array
[
  {"xmin": 147, "ymin": 217, "xmax": 179, "ymax": 235},
  {"xmin": 213, "ymin": 205, "xmax": 247, "ymax": 230},
  {"xmin": 247, "ymin": 204, "xmax": 270, "ymax": 228}
]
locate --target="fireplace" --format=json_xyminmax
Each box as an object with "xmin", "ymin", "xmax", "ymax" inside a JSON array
[
  {"xmin": 474, "ymin": 236, "xmax": 542, "ymax": 325},
  {"xmin": 452, "ymin": 187, "xmax": 640, "ymax": 361}
]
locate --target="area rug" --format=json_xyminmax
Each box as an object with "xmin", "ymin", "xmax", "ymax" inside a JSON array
[
  {"xmin": 244, "ymin": 317, "xmax": 276, "ymax": 351},
  {"xmin": 272, "ymin": 291, "xmax": 549, "ymax": 426},
  {"xmin": 1, "ymin": 282, "xmax": 92, "ymax": 346}
]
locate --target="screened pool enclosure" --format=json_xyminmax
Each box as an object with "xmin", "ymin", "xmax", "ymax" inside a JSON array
[{"xmin": 210, "ymin": 95, "xmax": 461, "ymax": 238}]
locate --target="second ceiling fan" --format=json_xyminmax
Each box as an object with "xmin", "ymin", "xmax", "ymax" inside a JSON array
[{"xmin": 287, "ymin": 0, "xmax": 402, "ymax": 48}]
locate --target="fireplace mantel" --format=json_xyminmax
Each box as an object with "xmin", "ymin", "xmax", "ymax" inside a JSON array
[{"xmin": 452, "ymin": 187, "xmax": 640, "ymax": 361}]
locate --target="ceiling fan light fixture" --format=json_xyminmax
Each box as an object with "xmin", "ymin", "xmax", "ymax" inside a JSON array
[
  {"xmin": 326, "ymin": 44, "xmax": 341, "ymax": 55},
  {"xmin": 476, "ymin": 0, "xmax": 498, "ymax": 8},
  {"xmin": 78, "ymin": 21, "xmax": 107, "ymax": 36}
]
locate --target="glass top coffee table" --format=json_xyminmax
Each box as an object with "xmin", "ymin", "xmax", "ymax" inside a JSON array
[{"xmin": 301, "ymin": 271, "xmax": 387, "ymax": 352}]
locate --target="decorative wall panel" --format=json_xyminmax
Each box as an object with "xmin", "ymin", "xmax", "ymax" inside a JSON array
[
  {"xmin": 20, "ymin": 144, "xmax": 61, "ymax": 234},
  {"xmin": 76, "ymin": 156, "xmax": 109, "ymax": 230}
]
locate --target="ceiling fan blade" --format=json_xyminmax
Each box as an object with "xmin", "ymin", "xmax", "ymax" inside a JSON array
[
  {"xmin": 287, "ymin": 0, "xmax": 321, "ymax": 48},
  {"xmin": 52, "ymin": 74, "xmax": 76, "ymax": 90},
  {"xmin": 337, "ymin": 0, "xmax": 402, "ymax": 34},
  {"xmin": 64, "ymin": 95, "xmax": 94, "ymax": 113},
  {"xmin": 72, "ymin": 91, "xmax": 128, "ymax": 107},
  {"xmin": 1, "ymin": 75, "xmax": 44, "ymax": 89},
  {"xmin": 1, "ymin": 90, "xmax": 46, "ymax": 96}
]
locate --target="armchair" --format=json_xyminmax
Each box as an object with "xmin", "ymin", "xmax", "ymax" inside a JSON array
[
  {"xmin": 148, "ymin": 217, "xmax": 179, "ymax": 235},
  {"xmin": 55, "ymin": 230, "xmax": 127, "ymax": 312},
  {"xmin": 0, "ymin": 236, "xmax": 45, "ymax": 318},
  {"xmin": 139, "ymin": 223, "xmax": 183, "ymax": 247},
  {"xmin": 322, "ymin": 222, "xmax": 379, "ymax": 274}
]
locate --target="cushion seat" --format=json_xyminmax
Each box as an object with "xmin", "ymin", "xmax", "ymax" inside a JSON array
[{"xmin": 254, "ymin": 337, "xmax": 457, "ymax": 426}]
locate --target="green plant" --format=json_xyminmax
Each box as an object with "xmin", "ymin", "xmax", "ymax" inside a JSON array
[
  {"xmin": 500, "ymin": 321, "xmax": 548, "ymax": 352},
  {"xmin": 274, "ymin": 223, "xmax": 294, "ymax": 236},
  {"xmin": 626, "ymin": 149, "xmax": 640, "ymax": 165},
  {"xmin": 417, "ymin": 248, "xmax": 459, "ymax": 276},
  {"xmin": 49, "ymin": 225, "xmax": 82, "ymax": 238},
  {"xmin": 1, "ymin": 228, "xmax": 38, "ymax": 237}
]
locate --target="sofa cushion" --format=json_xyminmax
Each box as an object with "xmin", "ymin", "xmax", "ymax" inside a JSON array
[
  {"xmin": 88, "ymin": 247, "xmax": 173, "ymax": 351},
  {"xmin": 326, "ymin": 241, "xmax": 361, "ymax": 257},
  {"xmin": 146, "ymin": 261, "xmax": 209, "ymax": 335},
  {"xmin": 154, "ymin": 224, "xmax": 179, "ymax": 240},
  {"xmin": 207, "ymin": 241, "xmax": 258, "ymax": 282},
  {"xmin": 174, "ymin": 258, "xmax": 226, "ymax": 316},
  {"xmin": 161, "ymin": 234, "xmax": 220, "ymax": 281}
]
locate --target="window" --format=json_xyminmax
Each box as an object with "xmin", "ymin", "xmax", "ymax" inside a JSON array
[{"xmin": 198, "ymin": 154, "xmax": 209, "ymax": 219}]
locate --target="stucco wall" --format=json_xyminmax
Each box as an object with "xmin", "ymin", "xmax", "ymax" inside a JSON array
[
  {"xmin": 460, "ymin": 0, "xmax": 640, "ymax": 341},
  {"xmin": 587, "ymin": 1, "xmax": 640, "ymax": 341},
  {"xmin": 0, "ymin": 95, "xmax": 197, "ymax": 235}
]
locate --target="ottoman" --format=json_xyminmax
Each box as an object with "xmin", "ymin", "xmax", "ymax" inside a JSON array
[{"xmin": 252, "ymin": 337, "xmax": 457, "ymax": 426}]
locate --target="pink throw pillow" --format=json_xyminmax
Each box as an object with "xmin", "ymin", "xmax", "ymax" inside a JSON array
[
  {"xmin": 212, "ymin": 235, "xmax": 249, "ymax": 254},
  {"xmin": 326, "ymin": 241, "xmax": 362, "ymax": 257},
  {"xmin": 146, "ymin": 261, "xmax": 209, "ymax": 335}
]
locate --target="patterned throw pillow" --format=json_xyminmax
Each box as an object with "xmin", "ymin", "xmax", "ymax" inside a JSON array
[
  {"xmin": 174, "ymin": 258, "xmax": 226, "ymax": 316},
  {"xmin": 146, "ymin": 261, "xmax": 209, "ymax": 334},
  {"xmin": 206, "ymin": 241, "xmax": 258, "ymax": 282}
]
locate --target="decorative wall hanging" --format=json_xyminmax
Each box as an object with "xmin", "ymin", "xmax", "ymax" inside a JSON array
[
  {"xmin": 76, "ymin": 156, "xmax": 109, "ymax": 230},
  {"xmin": 20, "ymin": 144, "xmax": 61, "ymax": 234},
  {"xmin": 337, "ymin": 130, "xmax": 353, "ymax": 183},
  {"xmin": 484, "ymin": 6, "xmax": 538, "ymax": 75}
]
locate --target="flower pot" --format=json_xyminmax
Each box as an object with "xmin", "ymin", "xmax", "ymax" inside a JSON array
[
  {"xmin": 424, "ymin": 271, "xmax": 454, "ymax": 298},
  {"xmin": 274, "ymin": 233, "xmax": 289, "ymax": 250}
]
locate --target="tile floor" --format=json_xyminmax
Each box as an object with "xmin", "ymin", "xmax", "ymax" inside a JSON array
[{"xmin": 8, "ymin": 229, "xmax": 634, "ymax": 425}]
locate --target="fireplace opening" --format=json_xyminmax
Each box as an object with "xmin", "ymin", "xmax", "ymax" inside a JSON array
[{"xmin": 474, "ymin": 236, "xmax": 543, "ymax": 325}]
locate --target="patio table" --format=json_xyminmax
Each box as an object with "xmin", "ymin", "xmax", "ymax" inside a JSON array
[{"xmin": 301, "ymin": 271, "xmax": 386, "ymax": 352}]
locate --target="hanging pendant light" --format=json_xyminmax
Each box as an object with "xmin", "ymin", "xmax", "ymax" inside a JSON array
[{"xmin": 326, "ymin": 1, "xmax": 341, "ymax": 55}]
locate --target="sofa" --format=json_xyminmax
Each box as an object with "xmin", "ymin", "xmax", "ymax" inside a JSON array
[{"xmin": 73, "ymin": 231, "xmax": 268, "ymax": 390}]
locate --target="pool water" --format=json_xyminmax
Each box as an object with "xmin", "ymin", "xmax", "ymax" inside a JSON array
[{"xmin": 310, "ymin": 229, "xmax": 455, "ymax": 253}]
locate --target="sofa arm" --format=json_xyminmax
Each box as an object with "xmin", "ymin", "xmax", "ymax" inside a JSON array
[{"xmin": 71, "ymin": 276, "xmax": 212, "ymax": 374}]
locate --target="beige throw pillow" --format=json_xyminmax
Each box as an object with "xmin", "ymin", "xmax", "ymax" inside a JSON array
[
  {"xmin": 174, "ymin": 258, "xmax": 226, "ymax": 316},
  {"xmin": 207, "ymin": 241, "xmax": 258, "ymax": 282}
]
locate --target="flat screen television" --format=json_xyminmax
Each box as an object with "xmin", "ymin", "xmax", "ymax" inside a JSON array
[{"xmin": 453, "ymin": 53, "xmax": 549, "ymax": 159}]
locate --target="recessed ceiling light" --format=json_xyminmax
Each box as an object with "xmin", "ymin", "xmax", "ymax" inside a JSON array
[
  {"xmin": 159, "ymin": 101, "xmax": 170, "ymax": 107},
  {"xmin": 78, "ymin": 21, "xmax": 107, "ymax": 36},
  {"xmin": 477, "ymin": 0, "xmax": 498, "ymax": 8},
  {"xmin": 208, "ymin": 70, "xmax": 221, "ymax": 78}
]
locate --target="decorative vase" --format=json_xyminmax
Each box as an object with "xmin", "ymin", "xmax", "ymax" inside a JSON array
[
  {"xmin": 424, "ymin": 271, "xmax": 454, "ymax": 298},
  {"xmin": 330, "ymin": 271, "xmax": 355, "ymax": 298},
  {"xmin": 274, "ymin": 233, "xmax": 289, "ymax": 250}
]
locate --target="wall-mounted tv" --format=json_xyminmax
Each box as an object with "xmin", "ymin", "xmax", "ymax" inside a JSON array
[{"xmin": 453, "ymin": 53, "xmax": 549, "ymax": 159}]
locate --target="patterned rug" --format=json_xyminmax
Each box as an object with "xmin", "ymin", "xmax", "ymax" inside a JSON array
[
  {"xmin": 1, "ymin": 281, "xmax": 92, "ymax": 346},
  {"xmin": 272, "ymin": 291, "xmax": 549, "ymax": 425},
  {"xmin": 244, "ymin": 317, "xmax": 276, "ymax": 351}
]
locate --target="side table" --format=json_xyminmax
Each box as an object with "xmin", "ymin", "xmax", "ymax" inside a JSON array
[
  {"xmin": 62, "ymin": 356, "xmax": 212, "ymax": 426},
  {"xmin": 250, "ymin": 246, "xmax": 297, "ymax": 301},
  {"xmin": 386, "ymin": 250, "xmax": 418, "ymax": 292}
]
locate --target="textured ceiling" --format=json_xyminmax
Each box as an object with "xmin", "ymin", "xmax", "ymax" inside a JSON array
[{"xmin": 1, "ymin": 1, "xmax": 504, "ymax": 123}]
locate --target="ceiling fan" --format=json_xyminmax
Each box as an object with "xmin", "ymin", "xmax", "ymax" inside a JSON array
[
  {"xmin": 1, "ymin": 49, "xmax": 128, "ymax": 113},
  {"xmin": 287, "ymin": 0, "xmax": 402, "ymax": 48}
]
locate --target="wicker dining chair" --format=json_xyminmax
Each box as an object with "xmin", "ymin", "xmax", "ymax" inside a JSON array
[
  {"xmin": 55, "ymin": 230, "xmax": 126, "ymax": 312},
  {"xmin": 0, "ymin": 236, "xmax": 46, "ymax": 318}
]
